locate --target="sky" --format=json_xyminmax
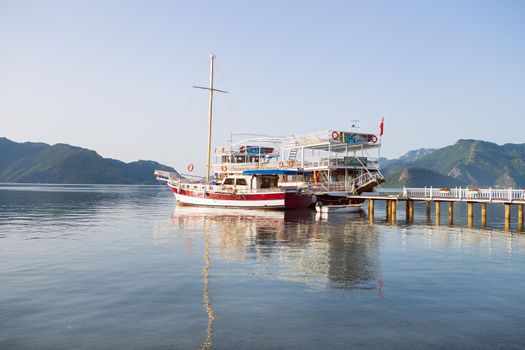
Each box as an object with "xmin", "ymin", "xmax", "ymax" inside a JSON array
[{"xmin": 1, "ymin": 0, "xmax": 524, "ymax": 173}]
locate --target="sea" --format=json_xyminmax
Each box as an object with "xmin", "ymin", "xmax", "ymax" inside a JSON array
[{"xmin": 0, "ymin": 184, "xmax": 524, "ymax": 349}]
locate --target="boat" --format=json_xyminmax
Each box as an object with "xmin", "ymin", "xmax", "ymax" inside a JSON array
[
  {"xmin": 154, "ymin": 54, "xmax": 313, "ymax": 209},
  {"xmin": 315, "ymin": 202, "xmax": 363, "ymax": 214},
  {"xmin": 210, "ymin": 128, "xmax": 385, "ymax": 205}
]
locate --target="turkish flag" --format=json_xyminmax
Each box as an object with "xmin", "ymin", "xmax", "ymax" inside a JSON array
[{"xmin": 379, "ymin": 117, "xmax": 384, "ymax": 137}]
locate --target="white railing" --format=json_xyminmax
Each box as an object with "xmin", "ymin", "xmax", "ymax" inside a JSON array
[
  {"xmin": 212, "ymin": 158, "xmax": 380, "ymax": 172},
  {"xmin": 403, "ymin": 187, "xmax": 525, "ymax": 203},
  {"xmin": 310, "ymin": 172, "xmax": 384, "ymax": 193},
  {"xmin": 311, "ymin": 181, "xmax": 346, "ymax": 192}
]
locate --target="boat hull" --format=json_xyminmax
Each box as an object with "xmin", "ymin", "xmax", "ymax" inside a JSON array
[{"xmin": 170, "ymin": 186, "xmax": 312, "ymax": 209}]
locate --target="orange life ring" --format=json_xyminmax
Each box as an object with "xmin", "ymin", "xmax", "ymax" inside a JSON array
[
  {"xmin": 287, "ymin": 160, "xmax": 294, "ymax": 167},
  {"xmin": 221, "ymin": 165, "xmax": 227, "ymax": 171},
  {"xmin": 187, "ymin": 164, "xmax": 194, "ymax": 172},
  {"xmin": 278, "ymin": 161, "xmax": 284, "ymax": 168},
  {"xmin": 331, "ymin": 131, "xmax": 339, "ymax": 140},
  {"xmin": 370, "ymin": 135, "xmax": 378, "ymax": 143},
  {"xmin": 239, "ymin": 146, "xmax": 246, "ymax": 153}
]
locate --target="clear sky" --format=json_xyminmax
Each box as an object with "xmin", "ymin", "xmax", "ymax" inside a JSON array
[{"xmin": 1, "ymin": 0, "xmax": 524, "ymax": 173}]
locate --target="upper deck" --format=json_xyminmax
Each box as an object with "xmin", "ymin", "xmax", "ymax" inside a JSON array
[
  {"xmin": 212, "ymin": 129, "xmax": 383, "ymax": 175},
  {"xmin": 281, "ymin": 130, "xmax": 381, "ymax": 153}
]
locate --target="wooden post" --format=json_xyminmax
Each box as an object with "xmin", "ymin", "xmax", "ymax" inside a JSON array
[
  {"xmin": 448, "ymin": 201, "xmax": 454, "ymax": 225},
  {"xmin": 518, "ymin": 204, "xmax": 523, "ymax": 232},
  {"xmin": 368, "ymin": 199, "xmax": 375, "ymax": 223},
  {"xmin": 481, "ymin": 202, "xmax": 487, "ymax": 228},
  {"xmin": 467, "ymin": 202, "xmax": 474, "ymax": 228},
  {"xmin": 408, "ymin": 200, "xmax": 414, "ymax": 222},
  {"xmin": 425, "ymin": 201, "xmax": 431, "ymax": 223},
  {"xmin": 504, "ymin": 203, "xmax": 511, "ymax": 231},
  {"xmin": 391, "ymin": 200, "xmax": 397, "ymax": 223},
  {"xmin": 385, "ymin": 200, "xmax": 391, "ymax": 221},
  {"xmin": 435, "ymin": 201, "xmax": 441, "ymax": 226},
  {"xmin": 406, "ymin": 200, "xmax": 410, "ymax": 222}
]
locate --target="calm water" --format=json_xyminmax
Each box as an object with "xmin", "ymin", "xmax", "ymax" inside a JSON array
[{"xmin": 1, "ymin": 184, "xmax": 524, "ymax": 349}]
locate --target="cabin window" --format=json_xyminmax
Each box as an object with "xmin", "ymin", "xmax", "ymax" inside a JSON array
[
  {"xmin": 261, "ymin": 178, "xmax": 271, "ymax": 189},
  {"xmin": 236, "ymin": 178, "xmax": 247, "ymax": 186},
  {"xmin": 223, "ymin": 178, "xmax": 234, "ymax": 185},
  {"xmin": 260, "ymin": 175, "xmax": 278, "ymax": 189}
]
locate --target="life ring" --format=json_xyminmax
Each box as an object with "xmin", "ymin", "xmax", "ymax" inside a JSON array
[
  {"xmin": 278, "ymin": 161, "xmax": 284, "ymax": 168},
  {"xmin": 187, "ymin": 164, "xmax": 194, "ymax": 172},
  {"xmin": 331, "ymin": 131, "xmax": 339, "ymax": 140},
  {"xmin": 287, "ymin": 159, "xmax": 294, "ymax": 167},
  {"xmin": 221, "ymin": 165, "xmax": 227, "ymax": 171},
  {"xmin": 239, "ymin": 146, "xmax": 246, "ymax": 153},
  {"xmin": 370, "ymin": 135, "xmax": 378, "ymax": 143}
]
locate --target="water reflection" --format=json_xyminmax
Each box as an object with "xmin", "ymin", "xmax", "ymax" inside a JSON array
[{"xmin": 168, "ymin": 207, "xmax": 381, "ymax": 291}]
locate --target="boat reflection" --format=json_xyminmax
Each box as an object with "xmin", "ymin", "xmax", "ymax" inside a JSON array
[{"xmin": 168, "ymin": 206, "xmax": 381, "ymax": 290}]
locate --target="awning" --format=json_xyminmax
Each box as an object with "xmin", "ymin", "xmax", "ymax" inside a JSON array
[{"xmin": 242, "ymin": 169, "xmax": 312, "ymax": 175}]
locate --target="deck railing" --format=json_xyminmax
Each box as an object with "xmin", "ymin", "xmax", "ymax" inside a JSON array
[
  {"xmin": 404, "ymin": 187, "xmax": 525, "ymax": 203},
  {"xmin": 212, "ymin": 158, "xmax": 380, "ymax": 172}
]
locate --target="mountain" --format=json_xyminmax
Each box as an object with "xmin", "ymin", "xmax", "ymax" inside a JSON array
[
  {"xmin": 380, "ymin": 148, "xmax": 436, "ymax": 167},
  {"xmin": 382, "ymin": 140, "xmax": 525, "ymax": 188},
  {"xmin": 0, "ymin": 137, "xmax": 176, "ymax": 184},
  {"xmin": 397, "ymin": 148, "xmax": 437, "ymax": 162}
]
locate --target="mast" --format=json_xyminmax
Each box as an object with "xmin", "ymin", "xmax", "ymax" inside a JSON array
[
  {"xmin": 193, "ymin": 54, "xmax": 227, "ymax": 183},
  {"xmin": 206, "ymin": 54, "xmax": 215, "ymax": 183}
]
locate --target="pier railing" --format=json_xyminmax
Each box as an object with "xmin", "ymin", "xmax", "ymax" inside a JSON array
[{"xmin": 403, "ymin": 187, "xmax": 525, "ymax": 203}]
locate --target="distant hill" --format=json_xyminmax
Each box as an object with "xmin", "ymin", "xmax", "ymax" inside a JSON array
[
  {"xmin": 382, "ymin": 140, "xmax": 525, "ymax": 188},
  {"xmin": 0, "ymin": 137, "xmax": 176, "ymax": 184}
]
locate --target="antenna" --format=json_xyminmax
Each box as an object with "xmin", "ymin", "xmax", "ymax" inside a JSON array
[{"xmin": 350, "ymin": 120, "xmax": 361, "ymax": 129}]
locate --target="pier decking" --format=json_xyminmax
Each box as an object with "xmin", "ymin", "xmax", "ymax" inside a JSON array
[{"xmin": 349, "ymin": 187, "xmax": 525, "ymax": 231}]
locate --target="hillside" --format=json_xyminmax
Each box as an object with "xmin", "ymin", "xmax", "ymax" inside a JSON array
[
  {"xmin": 0, "ymin": 137, "xmax": 175, "ymax": 184},
  {"xmin": 382, "ymin": 140, "xmax": 525, "ymax": 188}
]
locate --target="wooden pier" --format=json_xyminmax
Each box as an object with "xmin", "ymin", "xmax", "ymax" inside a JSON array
[{"xmin": 352, "ymin": 187, "xmax": 525, "ymax": 231}]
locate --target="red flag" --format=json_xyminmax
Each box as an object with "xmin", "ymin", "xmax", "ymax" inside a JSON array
[{"xmin": 379, "ymin": 117, "xmax": 384, "ymax": 137}]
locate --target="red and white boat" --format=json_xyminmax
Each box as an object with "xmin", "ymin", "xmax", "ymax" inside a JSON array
[
  {"xmin": 165, "ymin": 172, "xmax": 313, "ymax": 209},
  {"xmin": 154, "ymin": 54, "xmax": 313, "ymax": 209}
]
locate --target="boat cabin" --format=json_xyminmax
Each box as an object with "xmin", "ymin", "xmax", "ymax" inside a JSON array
[{"xmin": 220, "ymin": 170, "xmax": 310, "ymax": 192}]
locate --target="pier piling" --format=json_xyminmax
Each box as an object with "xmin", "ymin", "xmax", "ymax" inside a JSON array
[
  {"xmin": 425, "ymin": 201, "xmax": 431, "ymax": 223},
  {"xmin": 385, "ymin": 200, "xmax": 391, "ymax": 221},
  {"xmin": 481, "ymin": 202, "xmax": 487, "ymax": 228},
  {"xmin": 505, "ymin": 203, "xmax": 511, "ymax": 231},
  {"xmin": 448, "ymin": 202, "xmax": 454, "ymax": 225},
  {"xmin": 368, "ymin": 199, "xmax": 375, "ymax": 223},
  {"xmin": 467, "ymin": 202, "xmax": 474, "ymax": 228},
  {"xmin": 518, "ymin": 204, "xmax": 523, "ymax": 232},
  {"xmin": 390, "ymin": 200, "xmax": 397, "ymax": 223},
  {"xmin": 435, "ymin": 201, "xmax": 441, "ymax": 226}
]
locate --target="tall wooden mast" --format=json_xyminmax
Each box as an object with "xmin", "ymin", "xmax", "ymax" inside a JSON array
[{"xmin": 193, "ymin": 54, "xmax": 227, "ymax": 182}]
